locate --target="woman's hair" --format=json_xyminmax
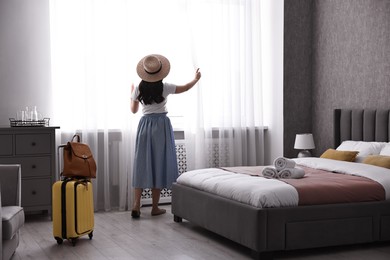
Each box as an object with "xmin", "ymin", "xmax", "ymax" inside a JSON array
[{"xmin": 137, "ymin": 80, "xmax": 165, "ymax": 105}]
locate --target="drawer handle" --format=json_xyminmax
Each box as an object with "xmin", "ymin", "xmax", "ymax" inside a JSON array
[
  {"xmin": 31, "ymin": 142, "xmax": 36, "ymax": 146},
  {"xmin": 32, "ymin": 190, "xmax": 37, "ymax": 195}
]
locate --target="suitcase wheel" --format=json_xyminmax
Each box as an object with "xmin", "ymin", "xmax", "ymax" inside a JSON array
[
  {"xmin": 69, "ymin": 238, "xmax": 77, "ymax": 246},
  {"xmin": 55, "ymin": 237, "xmax": 63, "ymax": 245},
  {"xmin": 88, "ymin": 231, "xmax": 93, "ymax": 240}
]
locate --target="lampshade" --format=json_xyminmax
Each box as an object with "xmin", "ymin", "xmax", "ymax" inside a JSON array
[{"xmin": 294, "ymin": 133, "xmax": 315, "ymax": 150}]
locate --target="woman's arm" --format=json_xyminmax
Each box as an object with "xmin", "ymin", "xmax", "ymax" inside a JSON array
[
  {"xmin": 130, "ymin": 83, "xmax": 139, "ymax": 114},
  {"xmin": 175, "ymin": 68, "xmax": 201, "ymax": 94}
]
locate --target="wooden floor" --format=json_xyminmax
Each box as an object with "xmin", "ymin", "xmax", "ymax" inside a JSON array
[{"xmin": 12, "ymin": 204, "xmax": 390, "ymax": 260}]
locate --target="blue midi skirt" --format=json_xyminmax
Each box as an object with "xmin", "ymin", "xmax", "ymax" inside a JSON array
[{"xmin": 132, "ymin": 113, "xmax": 179, "ymax": 189}]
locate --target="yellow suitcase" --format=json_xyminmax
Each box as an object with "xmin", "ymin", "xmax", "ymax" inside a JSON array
[{"xmin": 52, "ymin": 178, "xmax": 94, "ymax": 246}]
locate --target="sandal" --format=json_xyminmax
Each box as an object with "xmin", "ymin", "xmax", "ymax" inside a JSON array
[{"xmin": 131, "ymin": 209, "xmax": 141, "ymax": 218}]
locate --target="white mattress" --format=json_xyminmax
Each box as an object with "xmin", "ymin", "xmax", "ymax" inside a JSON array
[{"xmin": 176, "ymin": 158, "xmax": 390, "ymax": 208}]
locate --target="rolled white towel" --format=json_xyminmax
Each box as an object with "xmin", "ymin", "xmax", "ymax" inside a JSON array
[
  {"xmin": 278, "ymin": 167, "xmax": 305, "ymax": 179},
  {"xmin": 262, "ymin": 167, "xmax": 278, "ymax": 179},
  {"xmin": 274, "ymin": 157, "xmax": 296, "ymax": 171}
]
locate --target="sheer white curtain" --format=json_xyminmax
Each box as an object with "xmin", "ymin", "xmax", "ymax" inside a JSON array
[
  {"xmin": 184, "ymin": 0, "xmax": 264, "ymax": 169},
  {"xmin": 49, "ymin": 0, "xmax": 139, "ymax": 212},
  {"xmin": 50, "ymin": 0, "xmax": 196, "ymax": 211},
  {"xmin": 49, "ymin": 0, "xmax": 265, "ymax": 211}
]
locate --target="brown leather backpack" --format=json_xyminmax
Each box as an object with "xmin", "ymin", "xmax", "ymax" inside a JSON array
[{"xmin": 61, "ymin": 134, "xmax": 97, "ymax": 179}]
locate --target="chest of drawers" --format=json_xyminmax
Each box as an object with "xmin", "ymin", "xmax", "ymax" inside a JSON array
[{"xmin": 0, "ymin": 126, "xmax": 59, "ymax": 214}]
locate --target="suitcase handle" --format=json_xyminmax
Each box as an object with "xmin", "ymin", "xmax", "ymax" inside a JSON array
[{"xmin": 57, "ymin": 144, "xmax": 67, "ymax": 181}]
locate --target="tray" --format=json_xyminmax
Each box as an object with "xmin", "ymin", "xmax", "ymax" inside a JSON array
[{"xmin": 9, "ymin": 118, "xmax": 50, "ymax": 127}]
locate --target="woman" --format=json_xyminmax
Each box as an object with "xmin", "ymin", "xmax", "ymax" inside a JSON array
[{"xmin": 130, "ymin": 54, "xmax": 201, "ymax": 218}]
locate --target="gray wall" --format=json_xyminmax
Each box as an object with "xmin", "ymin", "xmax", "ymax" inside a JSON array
[
  {"xmin": 284, "ymin": 0, "xmax": 390, "ymax": 157},
  {"xmin": 312, "ymin": 0, "xmax": 390, "ymax": 155},
  {"xmin": 0, "ymin": 0, "xmax": 52, "ymax": 125},
  {"xmin": 284, "ymin": 0, "xmax": 313, "ymax": 158}
]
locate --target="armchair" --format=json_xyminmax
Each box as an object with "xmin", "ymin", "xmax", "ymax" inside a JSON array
[{"xmin": 0, "ymin": 164, "xmax": 25, "ymax": 260}]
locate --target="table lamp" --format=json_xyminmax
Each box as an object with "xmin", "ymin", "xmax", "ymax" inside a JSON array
[{"xmin": 294, "ymin": 133, "xmax": 315, "ymax": 158}]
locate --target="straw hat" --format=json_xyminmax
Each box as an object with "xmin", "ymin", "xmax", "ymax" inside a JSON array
[{"xmin": 136, "ymin": 54, "xmax": 170, "ymax": 82}]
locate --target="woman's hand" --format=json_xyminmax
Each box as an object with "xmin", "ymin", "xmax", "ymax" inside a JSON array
[
  {"xmin": 175, "ymin": 68, "xmax": 202, "ymax": 94},
  {"xmin": 195, "ymin": 68, "xmax": 201, "ymax": 81}
]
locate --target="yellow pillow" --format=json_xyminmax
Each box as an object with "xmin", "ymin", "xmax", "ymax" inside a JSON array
[
  {"xmin": 320, "ymin": 149, "xmax": 359, "ymax": 162},
  {"xmin": 362, "ymin": 155, "xmax": 390, "ymax": 169}
]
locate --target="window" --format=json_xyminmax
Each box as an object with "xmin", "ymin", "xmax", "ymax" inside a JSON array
[{"xmin": 50, "ymin": 0, "xmax": 263, "ymax": 130}]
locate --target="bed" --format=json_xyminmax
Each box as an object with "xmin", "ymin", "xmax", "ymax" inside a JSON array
[{"xmin": 171, "ymin": 109, "xmax": 390, "ymax": 259}]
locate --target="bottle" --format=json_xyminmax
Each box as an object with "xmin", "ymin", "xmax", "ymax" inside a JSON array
[
  {"xmin": 25, "ymin": 106, "xmax": 30, "ymax": 121},
  {"xmin": 32, "ymin": 106, "xmax": 38, "ymax": 121}
]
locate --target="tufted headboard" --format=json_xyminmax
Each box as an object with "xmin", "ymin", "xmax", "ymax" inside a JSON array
[{"xmin": 334, "ymin": 109, "xmax": 390, "ymax": 148}]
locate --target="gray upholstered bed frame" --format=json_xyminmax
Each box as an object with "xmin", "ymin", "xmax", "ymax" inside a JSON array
[{"xmin": 171, "ymin": 109, "xmax": 390, "ymax": 259}]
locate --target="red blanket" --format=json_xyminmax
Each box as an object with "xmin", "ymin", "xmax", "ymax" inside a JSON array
[{"xmin": 222, "ymin": 165, "xmax": 385, "ymax": 205}]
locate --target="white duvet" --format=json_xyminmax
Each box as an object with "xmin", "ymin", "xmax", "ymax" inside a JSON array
[{"xmin": 176, "ymin": 158, "xmax": 390, "ymax": 208}]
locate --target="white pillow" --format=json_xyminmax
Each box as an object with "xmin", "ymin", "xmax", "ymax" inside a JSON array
[
  {"xmin": 380, "ymin": 143, "xmax": 390, "ymax": 156},
  {"xmin": 336, "ymin": 140, "xmax": 387, "ymax": 162}
]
